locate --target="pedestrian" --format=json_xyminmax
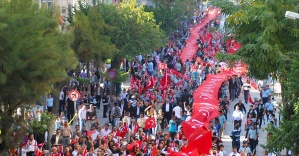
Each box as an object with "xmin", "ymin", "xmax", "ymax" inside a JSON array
[
  {"xmin": 239, "ymin": 140, "xmax": 251, "ymax": 154},
  {"xmin": 59, "ymin": 90, "xmax": 65, "ymax": 115},
  {"xmin": 60, "ymin": 121, "xmax": 72, "ymax": 148},
  {"xmin": 232, "ymin": 105, "xmax": 244, "ymax": 127},
  {"xmin": 230, "ymin": 124, "xmax": 241, "ymax": 151},
  {"xmin": 247, "ymin": 124, "xmax": 259, "ymax": 155},
  {"xmin": 169, "ymin": 116, "xmax": 178, "ymax": 141},
  {"xmin": 66, "ymin": 95, "xmax": 75, "ymax": 125},
  {"xmin": 228, "ymin": 146, "xmax": 240, "ymax": 156},
  {"xmin": 86, "ymin": 104, "xmax": 96, "ymax": 130},
  {"xmin": 256, "ymin": 99, "xmax": 264, "ymax": 129},
  {"xmin": 102, "ymin": 92, "xmax": 109, "ymax": 118},
  {"xmin": 234, "ymin": 99, "xmax": 246, "ymax": 114},
  {"xmin": 242, "ymin": 79, "xmax": 251, "ymax": 104},
  {"xmin": 78, "ymin": 105, "xmax": 87, "ymax": 131},
  {"xmin": 46, "ymin": 94, "xmax": 54, "ymax": 113},
  {"xmin": 264, "ymin": 99, "xmax": 275, "ymax": 122}
]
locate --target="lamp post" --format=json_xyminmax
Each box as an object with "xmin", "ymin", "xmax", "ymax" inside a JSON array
[{"xmin": 285, "ymin": 11, "xmax": 299, "ymax": 19}]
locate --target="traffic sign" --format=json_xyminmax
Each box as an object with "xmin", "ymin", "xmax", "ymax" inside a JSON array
[
  {"xmin": 20, "ymin": 135, "xmax": 28, "ymax": 146},
  {"xmin": 68, "ymin": 90, "xmax": 81, "ymax": 101},
  {"xmin": 108, "ymin": 69, "xmax": 117, "ymax": 79}
]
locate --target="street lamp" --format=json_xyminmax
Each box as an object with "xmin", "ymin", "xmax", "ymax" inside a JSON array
[{"xmin": 285, "ymin": 11, "xmax": 299, "ymax": 19}]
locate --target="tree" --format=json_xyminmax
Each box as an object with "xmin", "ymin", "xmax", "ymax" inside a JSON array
[
  {"xmin": 212, "ymin": 0, "xmax": 299, "ymax": 153},
  {"xmin": 71, "ymin": 1, "xmax": 118, "ymax": 63},
  {"xmin": 145, "ymin": 0, "xmax": 198, "ymax": 34},
  {"xmin": 0, "ymin": 0, "xmax": 77, "ymax": 152},
  {"xmin": 98, "ymin": 0, "xmax": 166, "ymax": 60}
]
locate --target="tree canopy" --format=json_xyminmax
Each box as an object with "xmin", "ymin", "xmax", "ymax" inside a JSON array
[
  {"xmin": 211, "ymin": 0, "xmax": 299, "ymax": 153},
  {"xmin": 70, "ymin": 0, "xmax": 165, "ymax": 63},
  {"xmin": 71, "ymin": 1, "xmax": 118, "ymax": 62},
  {"xmin": 145, "ymin": 0, "xmax": 198, "ymax": 34},
  {"xmin": 0, "ymin": 0, "xmax": 77, "ymax": 152}
]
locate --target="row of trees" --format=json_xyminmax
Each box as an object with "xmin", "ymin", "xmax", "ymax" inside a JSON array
[
  {"xmin": 211, "ymin": 0, "xmax": 299, "ymax": 154},
  {"xmin": 0, "ymin": 0, "xmax": 199, "ymax": 152}
]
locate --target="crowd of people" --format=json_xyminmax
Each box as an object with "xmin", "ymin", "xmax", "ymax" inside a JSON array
[{"xmin": 16, "ymin": 3, "xmax": 279, "ymax": 156}]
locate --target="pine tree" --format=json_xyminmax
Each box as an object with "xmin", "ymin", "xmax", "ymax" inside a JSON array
[{"xmin": 0, "ymin": 0, "xmax": 77, "ymax": 152}]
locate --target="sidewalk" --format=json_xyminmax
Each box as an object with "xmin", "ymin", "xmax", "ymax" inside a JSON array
[{"xmin": 222, "ymin": 81, "xmax": 282, "ymax": 155}]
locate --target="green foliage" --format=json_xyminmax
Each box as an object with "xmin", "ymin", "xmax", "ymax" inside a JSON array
[
  {"xmin": 210, "ymin": 0, "xmax": 239, "ymax": 16},
  {"xmin": 264, "ymin": 101, "xmax": 299, "ymax": 153},
  {"xmin": 0, "ymin": 0, "xmax": 77, "ymax": 152},
  {"xmin": 71, "ymin": 1, "xmax": 118, "ymax": 62},
  {"xmin": 112, "ymin": 69, "xmax": 129, "ymax": 83},
  {"xmin": 98, "ymin": 0, "xmax": 165, "ymax": 58},
  {"xmin": 214, "ymin": 0, "xmax": 299, "ymax": 153},
  {"xmin": 28, "ymin": 112, "xmax": 55, "ymax": 134},
  {"xmin": 145, "ymin": 0, "xmax": 198, "ymax": 34},
  {"xmin": 215, "ymin": 0, "xmax": 299, "ymax": 80},
  {"xmin": 77, "ymin": 77, "xmax": 91, "ymax": 85}
]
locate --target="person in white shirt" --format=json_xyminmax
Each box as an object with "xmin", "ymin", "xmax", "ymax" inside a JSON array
[
  {"xmin": 26, "ymin": 134, "xmax": 37, "ymax": 156},
  {"xmin": 72, "ymin": 144, "xmax": 80, "ymax": 156},
  {"xmin": 78, "ymin": 105, "xmax": 87, "ymax": 131},
  {"xmin": 59, "ymin": 90, "xmax": 65, "ymax": 115},
  {"xmin": 228, "ymin": 147, "xmax": 241, "ymax": 156},
  {"xmin": 100, "ymin": 124, "xmax": 111, "ymax": 137},
  {"xmin": 173, "ymin": 103, "xmax": 182, "ymax": 123},
  {"xmin": 232, "ymin": 105, "xmax": 244, "ymax": 127},
  {"xmin": 185, "ymin": 111, "xmax": 192, "ymax": 121},
  {"xmin": 120, "ymin": 89, "xmax": 127, "ymax": 100}
]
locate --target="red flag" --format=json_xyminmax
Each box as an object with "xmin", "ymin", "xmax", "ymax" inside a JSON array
[
  {"xmin": 36, "ymin": 148, "xmax": 42, "ymax": 156},
  {"xmin": 119, "ymin": 123, "xmax": 128, "ymax": 138},
  {"xmin": 144, "ymin": 117, "xmax": 156, "ymax": 130},
  {"xmin": 151, "ymin": 146, "xmax": 158, "ymax": 156},
  {"xmin": 144, "ymin": 77, "xmax": 155, "ymax": 92},
  {"xmin": 169, "ymin": 148, "xmax": 200, "ymax": 156},
  {"xmin": 158, "ymin": 63, "xmax": 167, "ymax": 70},
  {"xmin": 82, "ymin": 148, "xmax": 88, "ymax": 156},
  {"xmin": 167, "ymin": 68, "xmax": 183, "ymax": 77},
  {"xmin": 133, "ymin": 124, "xmax": 139, "ymax": 133},
  {"xmin": 130, "ymin": 76, "xmax": 138, "ymax": 89},
  {"xmin": 87, "ymin": 131, "xmax": 93, "ymax": 136},
  {"xmin": 138, "ymin": 82, "xmax": 143, "ymax": 94},
  {"xmin": 182, "ymin": 121, "xmax": 208, "ymax": 139},
  {"xmin": 248, "ymin": 93, "xmax": 254, "ymax": 104},
  {"xmin": 185, "ymin": 130, "xmax": 212, "ymax": 154},
  {"xmin": 250, "ymin": 80, "xmax": 258, "ymax": 90},
  {"xmin": 160, "ymin": 72, "xmax": 170, "ymax": 89},
  {"xmin": 127, "ymin": 142, "xmax": 135, "ymax": 151}
]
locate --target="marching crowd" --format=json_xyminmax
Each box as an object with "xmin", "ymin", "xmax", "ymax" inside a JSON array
[{"xmin": 18, "ymin": 4, "xmax": 278, "ymax": 156}]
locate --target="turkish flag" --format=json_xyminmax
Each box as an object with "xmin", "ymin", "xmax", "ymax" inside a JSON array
[
  {"xmin": 192, "ymin": 104, "xmax": 219, "ymax": 123},
  {"xmin": 144, "ymin": 117, "xmax": 156, "ymax": 130},
  {"xmin": 185, "ymin": 130, "xmax": 212, "ymax": 154},
  {"xmin": 130, "ymin": 76, "xmax": 139, "ymax": 89},
  {"xmin": 144, "ymin": 77, "xmax": 155, "ymax": 92},
  {"xmin": 182, "ymin": 121, "xmax": 208, "ymax": 139},
  {"xmin": 248, "ymin": 93, "xmax": 254, "ymax": 104},
  {"xmin": 169, "ymin": 148, "xmax": 200, "ymax": 156},
  {"xmin": 167, "ymin": 68, "xmax": 183, "ymax": 77},
  {"xmin": 158, "ymin": 63, "xmax": 167, "ymax": 70},
  {"xmin": 160, "ymin": 72, "xmax": 171, "ymax": 89}
]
